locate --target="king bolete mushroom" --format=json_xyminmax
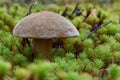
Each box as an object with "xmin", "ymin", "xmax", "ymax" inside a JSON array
[{"xmin": 13, "ymin": 11, "xmax": 79, "ymax": 59}]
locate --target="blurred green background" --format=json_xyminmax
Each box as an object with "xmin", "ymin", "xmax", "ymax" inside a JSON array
[
  {"xmin": 0, "ymin": 0, "xmax": 119, "ymax": 4},
  {"xmin": 0, "ymin": 0, "xmax": 120, "ymax": 9}
]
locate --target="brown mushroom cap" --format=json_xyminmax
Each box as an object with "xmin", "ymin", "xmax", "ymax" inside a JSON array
[{"xmin": 13, "ymin": 11, "xmax": 79, "ymax": 39}]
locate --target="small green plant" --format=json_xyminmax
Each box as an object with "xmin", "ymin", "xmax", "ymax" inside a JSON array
[
  {"xmin": 28, "ymin": 61, "xmax": 56, "ymax": 80},
  {"xmin": 0, "ymin": 60, "xmax": 11, "ymax": 80},
  {"xmin": 107, "ymin": 64, "xmax": 120, "ymax": 80},
  {"xmin": 0, "ymin": 20, "xmax": 4, "ymax": 27},
  {"xmin": 14, "ymin": 67, "xmax": 30, "ymax": 80}
]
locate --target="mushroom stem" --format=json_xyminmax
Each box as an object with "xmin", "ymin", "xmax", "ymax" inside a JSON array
[{"xmin": 32, "ymin": 39, "xmax": 52, "ymax": 59}]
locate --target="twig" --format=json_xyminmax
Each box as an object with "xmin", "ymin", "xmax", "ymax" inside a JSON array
[
  {"xmin": 84, "ymin": 7, "xmax": 94, "ymax": 21},
  {"xmin": 62, "ymin": 7, "xmax": 68, "ymax": 16},
  {"xmin": 69, "ymin": 3, "xmax": 80, "ymax": 18},
  {"xmin": 16, "ymin": 44, "xmax": 34, "ymax": 61},
  {"xmin": 22, "ymin": 38, "xmax": 31, "ymax": 47},
  {"xmin": 25, "ymin": 0, "xmax": 35, "ymax": 16},
  {"xmin": 12, "ymin": 37, "xmax": 28, "ymax": 58},
  {"xmin": 72, "ymin": 3, "xmax": 80, "ymax": 14},
  {"xmin": 91, "ymin": 20, "xmax": 103, "ymax": 31},
  {"xmin": 82, "ymin": 20, "xmax": 112, "ymax": 41}
]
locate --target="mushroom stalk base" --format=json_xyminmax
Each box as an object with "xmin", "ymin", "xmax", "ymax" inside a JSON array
[{"xmin": 32, "ymin": 39, "xmax": 52, "ymax": 59}]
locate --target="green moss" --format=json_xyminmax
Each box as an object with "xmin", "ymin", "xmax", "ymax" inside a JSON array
[
  {"xmin": 35, "ymin": 4, "xmax": 44, "ymax": 12},
  {"xmin": 13, "ymin": 3, "xmax": 19, "ymax": 10},
  {"xmin": 14, "ymin": 68, "xmax": 30, "ymax": 80},
  {"xmin": 108, "ymin": 64, "xmax": 120, "ymax": 80},
  {"xmin": 115, "ymin": 33, "xmax": 120, "ymax": 42},
  {"xmin": 0, "ymin": 60, "xmax": 11, "ymax": 79},
  {"xmin": 52, "ymin": 48, "xmax": 65, "ymax": 57},
  {"xmin": 86, "ymin": 16, "xmax": 99, "ymax": 25},
  {"xmin": 93, "ymin": 59, "xmax": 104, "ymax": 69},
  {"xmin": 3, "ymin": 25, "xmax": 9, "ymax": 31},
  {"xmin": 99, "ymin": 34, "xmax": 109, "ymax": 43},
  {"xmin": 72, "ymin": 16, "xmax": 82, "ymax": 27},
  {"xmin": 114, "ymin": 51, "xmax": 120, "ymax": 60},
  {"xmin": 107, "ymin": 24, "xmax": 120, "ymax": 35},
  {"xmin": 13, "ymin": 54, "xmax": 27, "ymax": 66},
  {"xmin": 87, "ymin": 4, "xmax": 94, "ymax": 10},
  {"xmin": 9, "ymin": 9, "xmax": 17, "ymax": 16},
  {"xmin": 65, "ymin": 52, "xmax": 75, "ymax": 60},
  {"xmin": 63, "ymin": 72, "xmax": 80, "ymax": 80},
  {"xmin": 85, "ymin": 48, "xmax": 94, "ymax": 59},
  {"xmin": 28, "ymin": 61, "xmax": 56, "ymax": 80},
  {"xmin": 83, "ymin": 39, "xmax": 93, "ymax": 48},
  {"xmin": 82, "ymin": 59, "xmax": 92, "ymax": 71},
  {"xmin": 98, "ymin": 27, "xmax": 107, "ymax": 35},
  {"xmin": 94, "ymin": 44, "xmax": 111, "ymax": 61},
  {"xmin": 24, "ymin": 46, "xmax": 33, "ymax": 56},
  {"xmin": 79, "ymin": 73, "xmax": 93, "ymax": 80},
  {"xmin": 79, "ymin": 52, "xmax": 88, "ymax": 59},
  {"xmin": 64, "ymin": 38, "xmax": 75, "ymax": 52},
  {"xmin": 0, "ymin": 20, "xmax": 4, "ymax": 27}
]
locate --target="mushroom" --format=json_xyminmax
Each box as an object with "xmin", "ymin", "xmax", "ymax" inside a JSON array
[{"xmin": 13, "ymin": 11, "xmax": 79, "ymax": 59}]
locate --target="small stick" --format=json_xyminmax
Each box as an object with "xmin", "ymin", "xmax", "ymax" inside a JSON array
[
  {"xmin": 16, "ymin": 44, "xmax": 34, "ymax": 61},
  {"xmin": 25, "ymin": 0, "xmax": 35, "ymax": 16},
  {"xmin": 72, "ymin": 3, "xmax": 80, "ymax": 14},
  {"xmin": 84, "ymin": 10, "xmax": 91, "ymax": 21},
  {"xmin": 82, "ymin": 20, "xmax": 112, "ymax": 41},
  {"xmin": 12, "ymin": 37, "xmax": 26, "ymax": 55},
  {"xmin": 69, "ymin": 3, "xmax": 79, "ymax": 18},
  {"xmin": 62, "ymin": 7, "xmax": 68, "ymax": 16},
  {"xmin": 23, "ymin": 38, "xmax": 31, "ymax": 47},
  {"xmin": 91, "ymin": 20, "xmax": 103, "ymax": 31}
]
